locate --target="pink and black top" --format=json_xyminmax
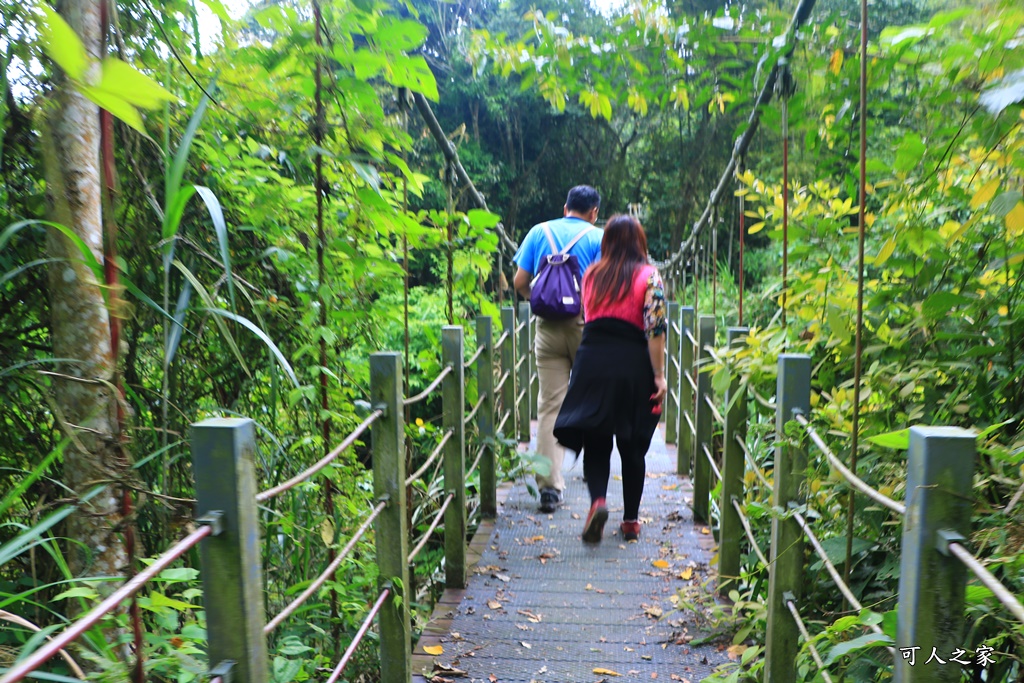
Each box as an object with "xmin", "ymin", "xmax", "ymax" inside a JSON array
[{"xmin": 582, "ymin": 263, "xmax": 667, "ymax": 339}]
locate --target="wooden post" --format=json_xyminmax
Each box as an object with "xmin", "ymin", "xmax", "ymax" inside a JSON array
[
  {"xmin": 191, "ymin": 418, "xmax": 269, "ymax": 683},
  {"xmin": 530, "ymin": 315, "xmax": 539, "ymax": 420},
  {"xmin": 764, "ymin": 354, "xmax": 810, "ymax": 683},
  {"xmin": 665, "ymin": 302, "xmax": 680, "ymax": 444},
  {"xmin": 442, "ymin": 326, "xmax": 467, "ymax": 588},
  {"xmin": 718, "ymin": 327, "xmax": 749, "ymax": 597},
  {"xmin": 678, "ymin": 306, "xmax": 695, "ymax": 476},
  {"xmin": 692, "ymin": 314, "xmax": 715, "ymax": 523},
  {"xmin": 517, "ymin": 302, "xmax": 531, "ymax": 444},
  {"xmin": 370, "ymin": 353, "xmax": 411, "ymax": 683},
  {"xmin": 500, "ymin": 307, "xmax": 515, "ymax": 438},
  {"xmin": 476, "ymin": 316, "xmax": 496, "ymax": 519},
  {"xmin": 895, "ymin": 427, "xmax": 975, "ymax": 682}
]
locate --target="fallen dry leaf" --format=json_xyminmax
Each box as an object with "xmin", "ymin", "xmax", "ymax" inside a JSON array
[
  {"xmin": 423, "ymin": 645, "xmax": 444, "ymax": 656},
  {"xmin": 487, "ymin": 600, "xmax": 502, "ymax": 610},
  {"xmin": 645, "ymin": 605, "xmax": 664, "ymax": 618},
  {"xmin": 520, "ymin": 641, "xmax": 532, "ymax": 649},
  {"xmin": 700, "ymin": 527, "xmax": 710, "ymax": 535},
  {"xmin": 593, "ymin": 668, "xmax": 623, "ymax": 677},
  {"xmin": 489, "ymin": 675, "xmax": 497, "ymax": 683},
  {"xmin": 572, "ymin": 513, "xmax": 581, "ymax": 520},
  {"xmin": 652, "ymin": 560, "xmax": 670, "ymax": 569},
  {"xmin": 431, "ymin": 663, "xmax": 467, "ymax": 676},
  {"xmin": 651, "ymin": 674, "xmax": 659, "ymax": 680},
  {"xmin": 680, "ymin": 567, "xmax": 694, "ymax": 580},
  {"xmin": 515, "ymin": 624, "xmax": 531, "ymax": 631},
  {"xmin": 726, "ymin": 644, "xmax": 748, "ymax": 661},
  {"xmin": 493, "ymin": 573, "xmax": 511, "ymax": 582}
]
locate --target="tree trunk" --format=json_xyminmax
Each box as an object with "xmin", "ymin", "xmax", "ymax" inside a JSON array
[{"xmin": 43, "ymin": 0, "xmax": 127, "ymax": 580}]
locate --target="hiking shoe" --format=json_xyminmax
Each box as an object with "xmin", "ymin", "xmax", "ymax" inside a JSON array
[
  {"xmin": 539, "ymin": 488, "xmax": 561, "ymax": 513},
  {"xmin": 582, "ymin": 498, "xmax": 608, "ymax": 543},
  {"xmin": 620, "ymin": 520, "xmax": 641, "ymax": 542}
]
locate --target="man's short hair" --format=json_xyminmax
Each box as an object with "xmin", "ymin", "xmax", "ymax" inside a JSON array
[{"xmin": 565, "ymin": 185, "xmax": 601, "ymax": 214}]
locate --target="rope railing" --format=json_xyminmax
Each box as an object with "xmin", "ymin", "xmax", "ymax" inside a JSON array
[
  {"xmin": 705, "ymin": 394, "xmax": 725, "ymax": 427},
  {"xmin": 515, "ymin": 389, "xmax": 526, "ymax": 406},
  {"xmin": 1, "ymin": 524, "xmax": 215, "ymax": 683},
  {"xmin": 406, "ymin": 431, "xmax": 453, "ymax": 487},
  {"xmin": 403, "ymin": 365, "xmax": 454, "ymax": 406},
  {"xmin": 683, "ymin": 371, "xmax": 697, "ymax": 394},
  {"xmin": 671, "ymin": 321, "xmax": 681, "ymax": 336},
  {"xmin": 785, "ymin": 598, "xmax": 836, "ymax": 683},
  {"xmin": 736, "ymin": 433, "xmax": 771, "ymax": 489},
  {"xmin": 683, "ymin": 411, "xmax": 697, "ymax": 438},
  {"xmin": 495, "ymin": 370, "xmax": 511, "ymax": 393},
  {"xmin": 669, "ymin": 389, "xmax": 680, "ymax": 407},
  {"xmin": 467, "ymin": 443, "xmax": 487, "ymax": 479},
  {"xmin": 464, "ymin": 344, "xmax": 485, "ymax": 368},
  {"xmin": 323, "ymin": 587, "xmax": 391, "ymax": 683},
  {"xmin": 732, "ymin": 498, "xmax": 769, "ymax": 567},
  {"xmin": 258, "ymin": 410, "xmax": 383, "ymax": 502},
  {"xmin": 702, "ymin": 443, "xmax": 722, "ymax": 481},
  {"xmin": 794, "ymin": 413, "xmax": 906, "ymax": 515},
  {"xmin": 264, "ymin": 500, "xmax": 387, "ymax": 634},
  {"xmin": 464, "ymin": 395, "xmax": 486, "ymax": 426},
  {"xmin": 497, "ymin": 411, "xmax": 510, "ymax": 436},
  {"xmin": 670, "ymin": 357, "xmax": 681, "ymax": 373},
  {"xmin": 514, "ymin": 356, "xmax": 526, "ymax": 372},
  {"xmin": 685, "ymin": 330, "xmax": 698, "ymax": 349},
  {"xmin": 408, "ymin": 493, "xmax": 455, "ymax": 563},
  {"xmin": 530, "ymin": 372, "xmax": 538, "ymax": 386},
  {"xmin": 495, "ymin": 330, "xmax": 510, "ymax": 348},
  {"xmin": 751, "ymin": 388, "xmax": 776, "ymax": 411},
  {"xmin": 946, "ymin": 542, "xmax": 1024, "ymax": 626},
  {"xmin": 514, "ymin": 321, "xmax": 525, "ymax": 334}
]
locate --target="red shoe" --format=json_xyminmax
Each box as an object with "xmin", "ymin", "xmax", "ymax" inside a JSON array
[
  {"xmin": 582, "ymin": 498, "xmax": 608, "ymax": 543},
  {"xmin": 620, "ymin": 520, "xmax": 641, "ymax": 542}
]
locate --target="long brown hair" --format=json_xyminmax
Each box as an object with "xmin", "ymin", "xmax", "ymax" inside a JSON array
[{"xmin": 586, "ymin": 214, "xmax": 649, "ymax": 305}]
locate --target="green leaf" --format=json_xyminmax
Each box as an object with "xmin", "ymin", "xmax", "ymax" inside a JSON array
[
  {"xmin": 272, "ymin": 657, "xmax": 302, "ymax": 683},
  {"xmin": 194, "ymin": 186, "xmax": 235, "ymax": 310},
  {"xmin": 989, "ymin": 191, "xmax": 1023, "ymax": 218},
  {"xmin": 52, "ymin": 586, "xmax": 99, "ymax": 601},
  {"xmin": 95, "ymin": 58, "xmax": 175, "ymax": 110},
  {"xmin": 38, "ymin": 4, "xmax": 88, "ymax": 80},
  {"xmin": 895, "ymin": 132, "xmax": 926, "ymax": 173},
  {"xmin": 0, "ymin": 440, "xmax": 66, "ymax": 517},
  {"xmin": 388, "ymin": 55, "xmax": 438, "ymax": 101},
  {"xmin": 921, "ymin": 291, "xmax": 971, "ymax": 320},
  {"xmin": 172, "ymin": 260, "xmax": 250, "ymax": 378},
  {"xmin": 158, "ymin": 567, "xmax": 199, "ymax": 583},
  {"xmin": 203, "ymin": 308, "xmax": 300, "ymax": 388},
  {"xmin": 467, "ymin": 209, "xmax": 501, "ymax": 229},
  {"xmin": 824, "ymin": 633, "xmax": 892, "ymax": 665},
  {"xmin": 166, "ymin": 97, "xmax": 210, "ymax": 221},
  {"xmin": 868, "ymin": 428, "xmax": 909, "ymax": 449},
  {"xmin": 881, "ymin": 610, "xmax": 897, "ymax": 638},
  {"xmin": 78, "ymin": 84, "xmax": 145, "ymax": 134},
  {"xmin": 146, "ymin": 591, "xmax": 198, "ymax": 611},
  {"xmin": 979, "ymin": 68, "xmax": 1024, "ymax": 116},
  {"xmin": 374, "ymin": 18, "xmax": 429, "ymax": 52}
]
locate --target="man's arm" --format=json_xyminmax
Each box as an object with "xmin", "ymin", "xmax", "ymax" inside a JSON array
[{"xmin": 513, "ymin": 267, "xmax": 532, "ymax": 300}]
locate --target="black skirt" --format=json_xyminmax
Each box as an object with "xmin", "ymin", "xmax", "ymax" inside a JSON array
[{"xmin": 553, "ymin": 318, "xmax": 660, "ymax": 462}]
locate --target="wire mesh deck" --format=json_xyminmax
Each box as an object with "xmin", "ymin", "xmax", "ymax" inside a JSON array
[{"xmin": 413, "ymin": 424, "xmax": 731, "ymax": 683}]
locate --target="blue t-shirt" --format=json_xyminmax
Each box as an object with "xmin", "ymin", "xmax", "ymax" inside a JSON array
[{"xmin": 513, "ymin": 217, "xmax": 603, "ymax": 276}]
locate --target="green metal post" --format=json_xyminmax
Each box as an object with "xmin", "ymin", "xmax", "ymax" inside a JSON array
[
  {"xmin": 719, "ymin": 327, "xmax": 749, "ymax": 597},
  {"xmin": 678, "ymin": 306, "xmax": 695, "ymax": 476},
  {"xmin": 476, "ymin": 316, "xmax": 496, "ymax": 519},
  {"xmin": 191, "ymin": 418, "xmax": 269, "ymax": 683},
  {"xmin": 442, "ymin": 326, "xmax": 467, "ymax": 588},
  {"xmin": 692, "ymin": 314, "xmax": 715, "ymax": 523},
  {"xmin": 500, "ymin": 307, "xmax": 516, "ymax": 438},
  {"xmin": 517, "ymin": 302, "xmax": 531, "ymax": 444},
  {"xmin": 764, "ymin": 354, "xmax": 810, "ymax": 683},
  {"xmin": 530, "ymin": 315, "xmax": 539, "ymax": 420},
  {"xmin": 370, "ymin": 353, "xmax": 411, "ymax": 683},
  {"xmin": 895, "ymin": 427, "xmax": 976, "ymax": 682},
  {"xmin": 665, "ymin": 302, "xmax": 679, "ymax": 444}
]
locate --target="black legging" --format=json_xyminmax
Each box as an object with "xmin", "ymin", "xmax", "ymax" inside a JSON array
[{"xmin": 582, "ymin": 431, "xmax": 646, "ymax": 520}]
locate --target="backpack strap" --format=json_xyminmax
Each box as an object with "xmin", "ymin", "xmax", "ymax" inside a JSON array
[
  {"xmin": 539, "ymin": 222, "xmax": 559, "ymax": 255},
  {"xmin": 560, "ymin": 225, "xmax": 596, "ymax": 255}
]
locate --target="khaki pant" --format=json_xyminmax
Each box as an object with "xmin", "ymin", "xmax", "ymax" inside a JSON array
[{"xmin": 534, "ymin": 316, "xmax": 584, "ymax": 492}]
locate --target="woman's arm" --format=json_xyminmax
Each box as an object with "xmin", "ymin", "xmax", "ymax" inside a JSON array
[
  {"xmin": 643, "ymin": 267, "xmax": 668, "ymax": 405},
  {"xmin": 648, "ymin": 333, "xmax": 668, "ymax": 404}
]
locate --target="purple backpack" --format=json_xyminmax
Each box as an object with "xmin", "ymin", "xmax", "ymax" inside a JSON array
[{"xmin": 529, "ymin": 222, "xmax": 596, "ymax": 320}]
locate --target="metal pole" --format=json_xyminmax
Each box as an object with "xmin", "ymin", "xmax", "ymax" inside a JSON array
[
  {"xmin": 719, "ymin": 327, "xmax": 749, "ymax": 597},
  {"xmin": 476, "ymin": 316, "xmax": 496, "ymax": 519},
  {"xmin": 692, "ymin": 315, "xmax": 715, "ymax": 523}
]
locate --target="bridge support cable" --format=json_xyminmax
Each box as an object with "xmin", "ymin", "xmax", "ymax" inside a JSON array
[{"xmin": 659, "ymin": 0, "xmax": 819, "ymax": 274}]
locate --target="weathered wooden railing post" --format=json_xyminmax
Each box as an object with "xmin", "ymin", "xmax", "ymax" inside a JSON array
[
  {"xmin": 476, "ymin": 316, "xmax": 497, "ymax": 519},
  {"xmin": 517, "ymin": 302, "xmax": 532, "ymax": 443},
  {"xmin": 665, "ymin": 301, "xmax": 680, "ymax": 444},
  {"xmin": 530, "ymin": 315, "xmax": 539, "ymax": 420},
  {"xmin": 678, "ymin": 306, "xmax": 695, "ymax": 476},
  {"xmin": 692, "ymin": 314, "xmax": 715, "ymax": 523},
  {"xmin": 718, "ymin": 327, "xmax": 749, "ymax": 597},
  {"xmin": 442, "ymin": 326, "xmax": 467, "ymax": 588},
  {"xmin": 191, "ymin": 418, "xmax": 269, "ymax": 683},
  {"xmin": 764, "ymin": 354, "xmax": 810, "ymax": 683},
  {"xmin": 370, "ymin": 352, "xmax": 411, "ymax": 683},
  {"xmin": 895, "ymin": 427, "xmax": 975, "ymax": 682},
  {"xmin": 500, "ymin": 307, "xmax": 516, "ymax": 437}
]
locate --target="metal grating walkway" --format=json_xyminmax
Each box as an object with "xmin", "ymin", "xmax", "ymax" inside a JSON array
[{"xmin": 412, "ymin": 424, "xmax": 730, "ymax": 683}]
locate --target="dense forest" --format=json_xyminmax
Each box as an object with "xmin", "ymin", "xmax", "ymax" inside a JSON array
[{"xmin": 1, "ymin": 0, "xmax": 1023, "ymax": 680}]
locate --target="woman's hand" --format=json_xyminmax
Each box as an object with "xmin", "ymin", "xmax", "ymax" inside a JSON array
[{"xmin": 650, "ymin": 374, "xmax": 668, "ymax": 410}]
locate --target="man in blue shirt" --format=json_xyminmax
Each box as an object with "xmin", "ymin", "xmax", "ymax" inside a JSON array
[{"xmin": 513, "ymin": 185, "xmax": 603, "ymax": 513}]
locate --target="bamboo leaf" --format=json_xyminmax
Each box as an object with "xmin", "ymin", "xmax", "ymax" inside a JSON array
[
  {"xmin": 194, "ymin": 186, "xmax": 236, "ymax": 310},
  {"xmin": 171, "ymin": 260, "xmax": 250, "ymax": 378},
  {"xmin": 0, "ymin": 441, "xmax": 66, "ymax": 516},
  {"xmin": 166, "ymin": 96, "xmax": 210, "ymax": 216},
  {"xmin": 0, "ymin": 220, "xmax": 104, "ymax": 283},
  {"xmin": 204, "ymin": 308, "xmax": 300, "ymax": 388}
]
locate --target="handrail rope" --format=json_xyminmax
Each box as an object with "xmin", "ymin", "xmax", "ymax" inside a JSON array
[
  {"xmin": 530, "ymin": 372, "xmax": 538, "ymax": 386},
  {"xmin": 702, "ymin": 443, "xmax": 722, "ymax": 481},
  {"xmin": 670, "ymin": 357, "xmax": 681, "ymax": 373},
  {"xmin": 947, "ymin": 542, "xmax": 1024, "ymax": 625},
  {"xmin": 323, "ymin": 587, "xmax": 391, "ymax": 683},
  {"xmin": 495, "ymin": 331, "xmax": 510, "ymax": 348},
  {"xmin": 514, "ymin": 356, "xmax": 526, "ymax": 372},
  {"xmin": 790, "ymin": 508, "xmax": 883, "ymax": 636},
  {"xmin": 685, "ymin": 330, "xmax": 698, "ymax": 348},
  {"xmin": 258, "ymin": 410, "xmax": 383, "ymax": 502},
  {"xmin": 682, "ymin": 411, "xmax": 697, "ymax": 438},
  {"xmin": 514, "ymin": 321, "xmax": 525, "ymax": 334},
  {"xmin": 408, "ymin": 493, "xmax": 455, "ymax": 563},
  {"xmin": 683, "ymin": 371, "xmax": 697, "ymax": 394},
  {"xmin": 705, "ymin": 395, "xmax": 725, "ymax": 427},
  {"xmin": 516, "ymin": 389, "xmax": 526, "ymax": 405},
  {"xmin": 495, "ymin": 370, "xmax": 511, "ymax": 393},
  {"xmin": 736, "ymin": 434, "xmax": 771, "ymax": 489},
  {"xmin": 794, "ymin": 414, "xmax": 905, "ymax": 515},
  {"xmin": 732, "ymin": 498, "xmax": 769, "ymax": 567},
  {"xmin": 497, "ymin": 411, "xmax": 510, "ymax": 435},
  {"xmin": 1, "ymin": 525, "xmax": 214, "ymax": 683},
  {"xmin": 670, "ymin": 390, "xmax": 680, "ymax": 406},
  {"xmin": 463, "ymin": 344, "xmax": 485, "ymax": 368},
  {"xmin": 671, "ymin": 322, "xmax": 682, "ymax": 336},
  {"xmin": 464, "ymin": 395, "xmax": 486, "ymax": 426},
  {"xmin": 405, "ymin": 431, "xmax": 453, "ymax": 487},
  {"xmin": 785, "ymin": 598, "xmax": 836, "ymax": 683},
  {"xmin": 263, "ymin": 500, "xmax": 387, "ymax": 634},
  {"xmin": 751, "ymin": 388, "xmax": 776, "ymax": 410},
  {"xmin": 403, "ymin": 365, "xmax": 454, "ymax": 407},
  {"xmin": 467, "ymin": 443, "xmax": 487, "ymax": 479}
]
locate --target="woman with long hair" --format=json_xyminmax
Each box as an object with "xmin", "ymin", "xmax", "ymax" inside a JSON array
[{"xmin": 553, "ymin": 214, "xmax": 667, "ymax": 543}]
